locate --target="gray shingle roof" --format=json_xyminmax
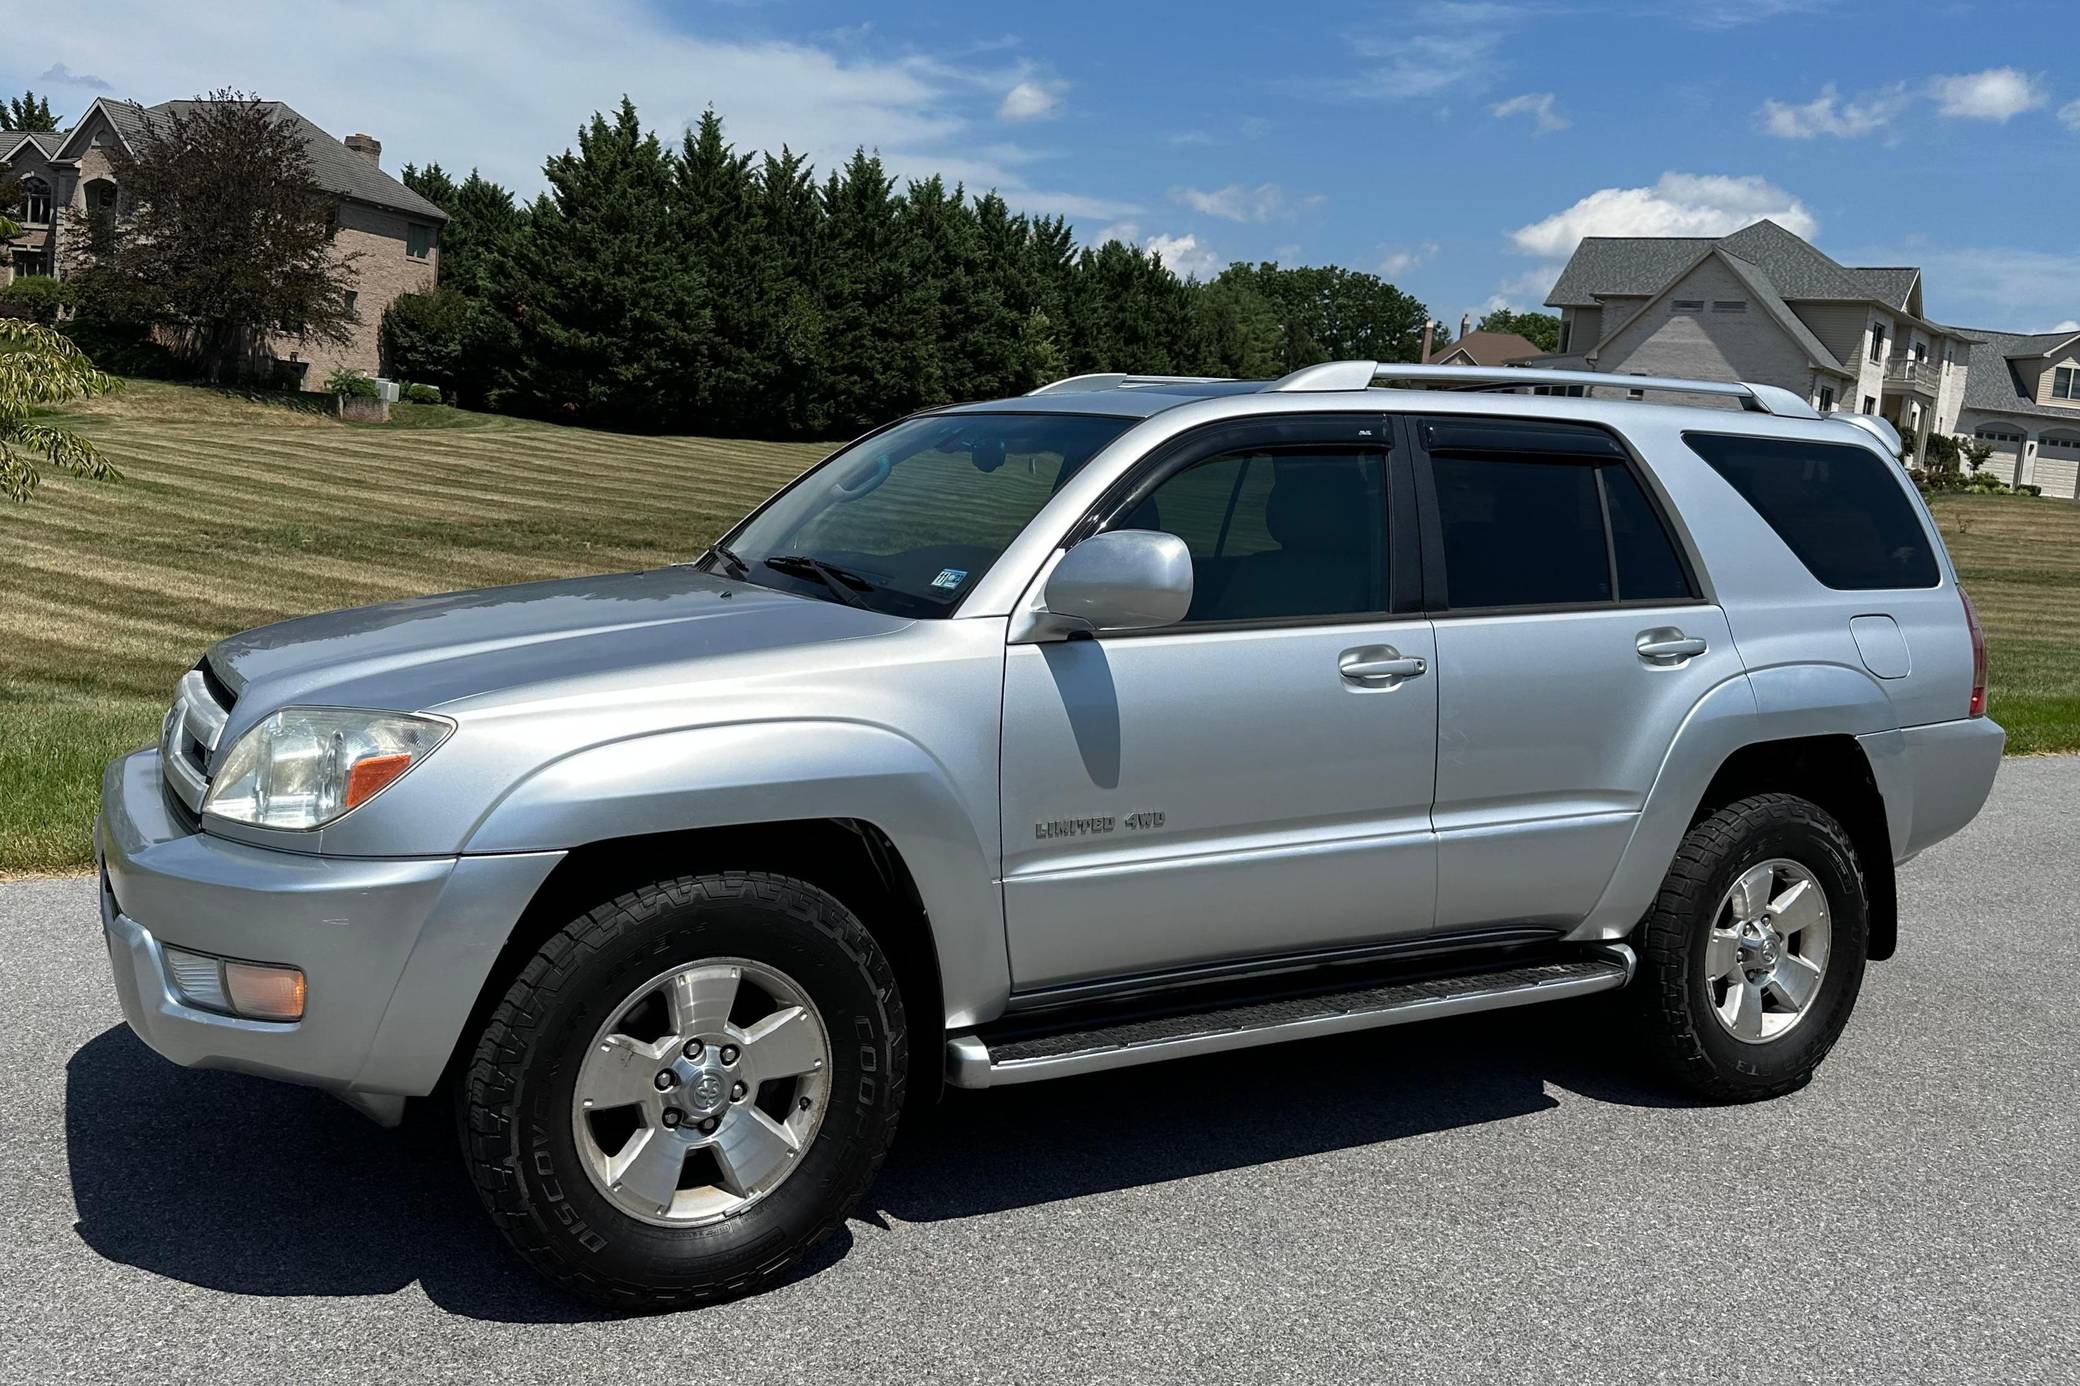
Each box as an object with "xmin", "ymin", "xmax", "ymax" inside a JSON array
[
  {"xmin": 1959, "ymin": 328, "xmax": 2080, "ymax": 422},
  {"xmin": 145, "ymin": 100, "xmax": 446, "ymax": 221},
  {"xmin": 1546, "ymin": 218, "xmax": 1923, "ymax": 313},
  {"xmin": 3, "ymin": 130, "xmax": 63, "ymax": 160}
]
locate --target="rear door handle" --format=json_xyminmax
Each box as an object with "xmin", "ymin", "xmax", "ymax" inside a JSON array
[
  {"xmin": 1340, "ymin": 646, "xmax": 1427, "ymax": 682},
  {"xmin": 1636, "ymin": 629, "xmax": 1707, "ymax": 663}
]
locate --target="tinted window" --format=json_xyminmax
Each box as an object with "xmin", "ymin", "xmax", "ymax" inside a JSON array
[
  {"xmin": 1601, "ymin": 464, "xmax": 1693, "ymax": 601},
  {"xmin": 1685, "ymin": 434, "xmax": 1938, "ymax": 590},
  {"xmin": 1432, "ymin": 456, "xmax": 1610, "ymax": 608},
  {"xmin": 723, "ymin": 412, "xmax": 1131, "ymax": 617},
  {"xmin": 1116, "ymin": 447, "xmax": 1386, "ymax": 622}
]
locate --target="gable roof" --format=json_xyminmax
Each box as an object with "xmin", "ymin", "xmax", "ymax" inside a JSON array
[
  {"xmin": 1547, "ymin": 218, "xmax": 1940, "ymax": 325},
  {"xmin": 50, "ymin": 97, "xmax": 445, "ymax": 222},
  {"xmin": 1, "ymin": 131, "xmax": 63, "ymax": 163},
  {"xmin": 1433, "ymin": 330, "xmax": 1542, "ymax": 367},
  {"xmin": 1591, "ymin": 243, "xmax": 1852, "ymax": 379},
  {"xmin": 1960, "ymin": 327, "xmax": 2080, "ymax": 422}
]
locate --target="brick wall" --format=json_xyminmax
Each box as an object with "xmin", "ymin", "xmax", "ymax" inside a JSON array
[
  {"xmin": 274, "ymin": 200, "xmax": 438, "ymax": 387},
  {"xmin": 1589, "ymin": 258, "xmax": 1826, "ymax": 410}
]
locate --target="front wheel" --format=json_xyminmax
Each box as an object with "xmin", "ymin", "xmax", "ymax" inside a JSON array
[
  {"xmin": 459, "ymin": 873, "xmax": 907, "ymax": 1310},
  {"xmin": 1629, "ymin": 794, "xmax": 1870, "ymax": 1101}
]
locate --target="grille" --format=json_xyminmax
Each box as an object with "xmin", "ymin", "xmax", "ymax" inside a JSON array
[{"xmin": 159, "ymin": 665, "xmax": 234, "ymax": 814}]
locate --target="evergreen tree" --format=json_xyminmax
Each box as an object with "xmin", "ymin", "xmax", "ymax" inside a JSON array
[
  {"xmin": 675, "ymin": 109, "xmax": 769, "ymax": 432},
  {"xmin": 751, "ymin": 147, "xmax": 827, "ymax": 434},
  {"xmin": 819, "ymin": 150, "xmax": 925, "ymax": 430},
  {"xmin": 2, "ymin": 92, "xmax": 60, "ymax": 132},
  {"xmin": 494, "ymin": 97, "xmax": 710, "ymax": 430}
]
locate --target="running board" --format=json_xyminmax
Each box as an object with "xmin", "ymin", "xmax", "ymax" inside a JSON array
[{"xmin": 945, "ymin": 946, "xmax": 1634, "ymax": 1089}]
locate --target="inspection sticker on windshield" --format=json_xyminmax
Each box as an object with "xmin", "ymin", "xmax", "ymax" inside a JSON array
[{"xmin": 931, "ymin": 568, "xmax": 968, "ymax": 590}]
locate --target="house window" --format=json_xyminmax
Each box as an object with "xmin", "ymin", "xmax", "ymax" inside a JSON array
[
  {"xmin": 1672, "ymin": 299, "xmax": 1704, "ymax": 313},
  {"xmin": 84, "ymin": 179, "xmax": 118, "ymax": 215},
  {"xmin": 1558, "ymin": 320, "xmax": 1572, "ymax": 353},
  {"xmin": 406, "ymin": 223, "xmax": 433, "ymax": 259},
  {"xmin": 1627, "ymin": 372, "xmax": 1647, "ymax": 400},
  {"xmin": 2054, "ymin": 366, "xmax": 2080, "ymax": 400},
  {"xmin": 1869, "ymin": 326, "xmax": 1887, "ymax": 364},
  {"xmin": 21, "ymin": 176, "xmax": 50, "ymax": 224},
  {"xmin": 343, "ymin": 290, "xmax": 358, "ymax": 318},
  {"xmin": 1711, "ymin": 300, "xmax": 1746, "ymax": 313},
  {"xmin": 1818, "ymin": 386, "xmax": 1836, "ymax": 412},
  {"xmin": 1975, "ymin": 428, "xmax": 2024, "ymax": 447},
  {"xmin": 1862, "ymin": 396, "xmax": 1877, "ymax": 414}
]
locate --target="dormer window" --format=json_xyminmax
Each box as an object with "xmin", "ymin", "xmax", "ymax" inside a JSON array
[{"xmin": 2054, "ymin": 366, "xmax": 2079, "ymax": 401}]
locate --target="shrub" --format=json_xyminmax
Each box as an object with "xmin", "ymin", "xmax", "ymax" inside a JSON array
[
  {"xmin": 402, "ymin": 382, "xmax": 442, "ymax": 405},
  {"xmin": 380, "ymin": 289, "xmax": 472, "ymax": 399},
  {"xmin": 325, "ymin": 368, "xmax": 380, "ymax": 399},
  {"xmin": 0, "ymin": 275, "xmax": 69, "ymax": 326}
]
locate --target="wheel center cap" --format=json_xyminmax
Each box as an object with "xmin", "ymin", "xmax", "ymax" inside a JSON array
[{"xmin": 675, "ymin": 1063, "xmax": 730, "ymax": 1116}]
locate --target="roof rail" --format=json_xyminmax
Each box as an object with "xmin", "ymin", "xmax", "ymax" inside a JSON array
[
  {"xmin": 1027, "ymin": 372, "xmax": 1235, "ymax": 396},
  {"xmin": 1265, "ymin": 361, "xmax": 1823, "ymax": 420}
]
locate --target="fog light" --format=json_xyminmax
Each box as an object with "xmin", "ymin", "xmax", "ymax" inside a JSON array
[
  {"xmin": 162, "ymin": 946, "xmax": 306, "ymax": 1021},
  {"xmin": 224, "ymin": 961, "xmax": 307, "ymax": 1021}
]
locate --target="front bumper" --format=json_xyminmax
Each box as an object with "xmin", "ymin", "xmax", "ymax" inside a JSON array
[{"xmin": 97, "ymin": 749, "xmax": 561, "ymax": 1124}]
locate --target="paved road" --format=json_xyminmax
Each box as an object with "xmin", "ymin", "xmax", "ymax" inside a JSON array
[{"xmin": 4, "ymin": 762, "xmax": 2077, "ymax": 1385}]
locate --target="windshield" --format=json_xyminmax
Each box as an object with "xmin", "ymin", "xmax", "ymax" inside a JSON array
[{"xmin": 709, "ymin": 412, "xmax": 1133, "ymax": 617}]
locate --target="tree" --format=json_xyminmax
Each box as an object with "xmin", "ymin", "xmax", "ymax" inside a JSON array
[
  {"xmin": 1213, "ymin": 263, "xmax": 1431, "ymax": 371},
  {"xmin": 1476, "ymin": 307, "xmax": 1562, "ymax": 353},
  {"xmin": 2, "ymin": 92, "xmax": 60, "ymax": 132},
  {"xmin": 0, "ymin": 319, "xmax": 118, "ymax": 502},
  {"xmin": 75, "ymin": 91, "xmax": 362, "ymax": 384}
]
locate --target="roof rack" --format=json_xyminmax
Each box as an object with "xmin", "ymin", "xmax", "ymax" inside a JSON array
[
  {"xmin": 1027, "ymin": 372, "xmax": 1234, "ymax": 395},
  {"xmin": 1266, "ymin": 361, "xmax": 1822, "ymax": 419}
]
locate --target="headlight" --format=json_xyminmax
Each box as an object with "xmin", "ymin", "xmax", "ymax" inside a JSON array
[{"xmin": 203, "ymin": 707, "xmax": 453, "ymax": 831}]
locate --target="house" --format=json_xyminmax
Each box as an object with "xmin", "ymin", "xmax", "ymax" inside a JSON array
[
  {"xmin": 1534, "ymin": 219, "xmax": 1976, "ymax": 465},
  {"xmin": 1952, "ymin": 329, "xmax": 2080, "ymax": 499},
  {"xmin": 1, "ymin": 96, "xmax": 446, "ymax": 387},
  {"xmin": 1431, "ymin": 329, "xmax": 1543, "ymax": 368}
]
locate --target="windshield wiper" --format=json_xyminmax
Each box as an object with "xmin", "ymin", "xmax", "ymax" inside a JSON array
[
  {"xmin": 763, "ymin": 554, "xmax": 874, "ymax": 609},
  {"xmin": 703, "ymin": 540, "xmax": 750, "ymax": 577}
]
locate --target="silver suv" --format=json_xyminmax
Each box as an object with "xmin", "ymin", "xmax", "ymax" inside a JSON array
[{"xmin": 97, "ymin": 362, "xmax": 2003, "ymax": 1308}]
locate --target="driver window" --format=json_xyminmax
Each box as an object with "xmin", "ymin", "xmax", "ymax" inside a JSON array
[{"xmin": 1112, "ymin": 446, "xmax": 1387, "ymax": 623}]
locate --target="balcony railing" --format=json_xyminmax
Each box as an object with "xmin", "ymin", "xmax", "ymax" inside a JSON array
[{"xmin": 1884, "ymin": 359, "xmax": 1941, "ymax": 392}]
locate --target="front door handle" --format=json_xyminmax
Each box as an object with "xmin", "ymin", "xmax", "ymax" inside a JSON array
[
  {"xmin": 1340, "ymin": 646, "xmax": 1427, "ymax": 682},
  {"xmin": 1636, "ymin": 628, "xmax": 1707, "ymax": 663}
]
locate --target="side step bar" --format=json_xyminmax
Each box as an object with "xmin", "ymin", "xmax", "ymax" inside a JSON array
[{"xmin": 946, "ymin": 946, "xmax": 1634, "ymax": 1089}]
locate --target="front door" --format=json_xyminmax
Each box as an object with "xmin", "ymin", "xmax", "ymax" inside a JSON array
[{"xmin": 999, "ymin": 416, "xmax": 1438, "ymax": 992}]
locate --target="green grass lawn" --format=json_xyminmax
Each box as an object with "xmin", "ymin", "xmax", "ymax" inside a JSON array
[
  {"xmin": 2, "ymin": 381, "xmax": 2075, "ymax": 874},
  {"xmin": 1, "ymin": 380, "xmax": 828, "ymax": 874}
]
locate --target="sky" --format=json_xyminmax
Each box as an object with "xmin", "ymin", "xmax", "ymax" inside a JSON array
[{"xmin": 13, "ymin": 0, "xmax": 2080, "ymax": 334}]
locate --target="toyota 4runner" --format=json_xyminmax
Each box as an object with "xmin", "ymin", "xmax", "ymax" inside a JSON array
[{"xmin": 96, "ymin": 361, "xmax": 2004, "ymax": 1308}]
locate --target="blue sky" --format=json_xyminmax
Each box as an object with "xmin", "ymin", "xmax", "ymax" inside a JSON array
[{"xmin": 14, "ymin": 1, "xmax": 2080, "ymax": 331}]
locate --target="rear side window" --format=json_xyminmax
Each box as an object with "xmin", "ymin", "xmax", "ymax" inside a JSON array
[
  {"xmin": 1684, "ymin": 433, "xmax": 1938, "ymax": 590},
  {"xmin": 1602, "ymin": 463, "xmax": 1692, "ymax": 602}
]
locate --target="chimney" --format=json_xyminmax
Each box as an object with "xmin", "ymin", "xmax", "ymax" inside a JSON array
[
  {"xmin": 1459, "ymin": 312, "xmax": 1472, "ymax": 340},
  {"xmin": 1419, "ymin": 319, "xmax": 1436, "ymax": 363},
  {"xmin": 344, "ymin": 133, "xmax": 381, "ymax": 168}
]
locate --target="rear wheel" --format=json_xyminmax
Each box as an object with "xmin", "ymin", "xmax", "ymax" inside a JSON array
[
  {"xmin": 460, "ymin": 872, "xmax": 906, "ymax": 1310},
  {"xmin": 1629, "ymin": 794, "xmax": 1869, "ymax": 1101}
]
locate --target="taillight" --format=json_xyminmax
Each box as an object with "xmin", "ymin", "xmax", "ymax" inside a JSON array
[{"xmin": 1960, "ymin": 587, "xmax": 1988, "ymax": 717}]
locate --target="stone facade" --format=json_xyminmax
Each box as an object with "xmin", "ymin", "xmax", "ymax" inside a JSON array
[{"xmin": 277, "ymin": 199, "xmax": 440, "ymax": 387}]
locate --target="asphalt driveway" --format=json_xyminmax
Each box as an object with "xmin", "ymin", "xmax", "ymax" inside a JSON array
[{"xmin": 3, "ymin": 759, "xmax": 2076, "ymax": 1384}]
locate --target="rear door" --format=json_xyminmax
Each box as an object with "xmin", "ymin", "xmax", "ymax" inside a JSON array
[
  {"xmin": 998, "ymin": 414, "xmax": 1439, "ymax": 991},
  {"xmin": 1408, "ymin": 414, "xmax": 1743, "ymax": 930}
]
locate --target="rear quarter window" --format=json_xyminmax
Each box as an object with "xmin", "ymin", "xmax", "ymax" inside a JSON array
[{"xmin": 1683, "ymin": 433, "xmax": 1939, "ymax": 590}]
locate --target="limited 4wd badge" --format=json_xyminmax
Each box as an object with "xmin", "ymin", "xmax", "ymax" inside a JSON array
[{"xmin": 1035, "ymin": 809, "xmax": 1165, "ymax": 840}]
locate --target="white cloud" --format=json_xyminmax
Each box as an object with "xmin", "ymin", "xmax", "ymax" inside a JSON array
[
  {"xmin": 1509, "ymin": 172, "xmax": 1818, "ymax": 259},
  {"xmin": 1490, "ymin": 91, "xmax": 1567, "ymax": 134},
  {"xmin": 1930, "ymin": 67, "xmax": 2047, "ymax": 121},
  {"xmin": 1172, "ymin": 182, "xmax": 1301, "ymax": 223},
  {"xmin": 1759, "ymin": 83, "xmax": 1908, "ymax": 139},
  {"xmin": 1338, "ymin": 2, "xmax": 1519, "ymax": 100},
  {"xmin": 997, "ymin": 79, "xmax": 1061, "ymax": 122},
  {"xmin": 1377, "ymin": 242, "xmax": 1440, "ymax": 277},
  {"xmin": 2061, "ymin": 99, "xmax": 2080, "ymax": 132},
  {"xmin": 1, "ymin": 1, "xmax": 1126, "ymax": 223},
  {"xmin": 1145, "ymin": 232, "xmax": 1222, "ymax": 280},
  {"xmin": 2053, "ymin": 319, "xmax": 2080, "ymax": 333}
]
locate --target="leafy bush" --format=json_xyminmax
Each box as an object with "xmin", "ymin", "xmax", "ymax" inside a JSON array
[
  {"xmin": 380, "ymin": 289, "xmax": 475, "ymax": 401},
  {"xmin": 402, "ymin": 382, "xmax": 442, "ymax": 405},
  {"xmin": 57, "ymin": 314, "xmax": 189, "ymax": 380},
  {"xmin": 325, "ymin": 368, "xmax": 380, "ymax": 399},
  {"xmin": 0, "ymin": 275, "xmax": 69, "ymax": 326}
]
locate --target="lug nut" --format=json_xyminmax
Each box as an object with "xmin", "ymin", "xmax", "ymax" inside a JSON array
[
  {"xmin": 799, "ymin": 1096, "xmax": 813, "ymax": 1112},
  {"xmin": 700, "ymin": 1117, "xmax": 719, "ymax": 1134},
  {"xmin": 661, "ymin": 1108, "xmax": 683, "ymax": 1128},
  {"xmin": 719, "ymin": 1044, "xmax": 739, "ymax": 1065},
  {"xmin": 731, "ymin": 1081, "xmax": 748, "ymax": 1101},
  {"xmin": 654, "ymin": 1071, "xmax": 677, "ymax": 1091},
  {"xmin": 683, "ymin": 1038, "xmax": 704, "ymax": 1060}
]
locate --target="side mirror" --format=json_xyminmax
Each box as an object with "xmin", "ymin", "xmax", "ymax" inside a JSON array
[{"xmin": 1016, "ymin": 530, "xmax": 1194, "ymax": 642}]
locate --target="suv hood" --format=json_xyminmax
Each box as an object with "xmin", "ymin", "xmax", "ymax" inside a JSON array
[{"xmin": 205, "ymin": 567, "xmax": 910, "ymax": 724}]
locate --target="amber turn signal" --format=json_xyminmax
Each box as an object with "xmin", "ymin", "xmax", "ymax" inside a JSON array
[
  {"xmin": 344, "ymin": 752, "xmax": 415, "ymax": 810},
  {"xmin": 223, "ymin": 961, "xmax": 307, "ymax": 1021}
]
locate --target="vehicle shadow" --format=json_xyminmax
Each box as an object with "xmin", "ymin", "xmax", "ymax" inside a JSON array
[{"xmin": 66, "ymin": 998, "xmax": 1683, "ymax": 1322}]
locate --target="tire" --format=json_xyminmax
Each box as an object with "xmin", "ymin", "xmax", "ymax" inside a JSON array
[
  {"xmin": 459, "ymin": 872, "xmax": 907, "ymax": 1310},
  {"xmin": 1628, "ymin": 793, "xmax": 1869, "ymax": 1102}
]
